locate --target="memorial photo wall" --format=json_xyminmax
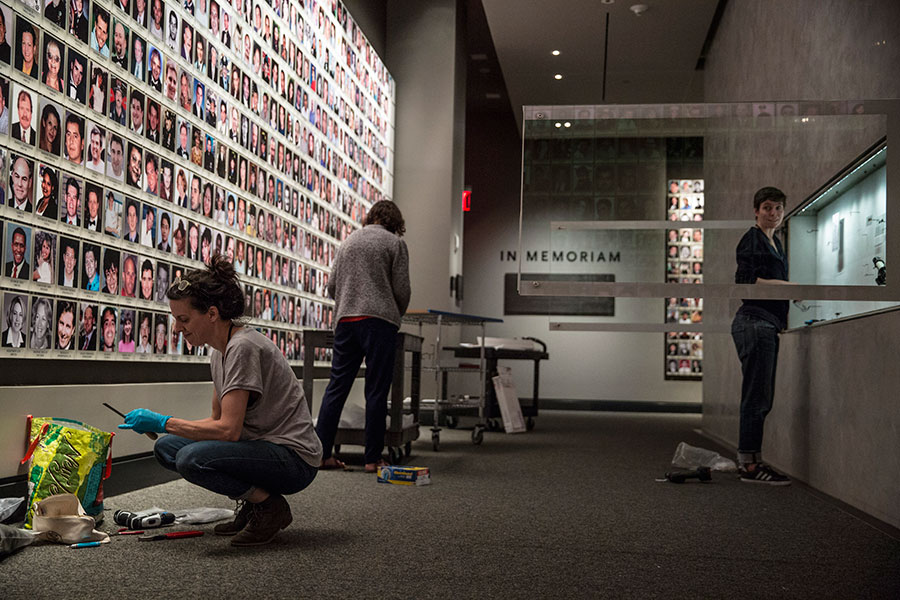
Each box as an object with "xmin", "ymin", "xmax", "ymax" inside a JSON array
[
  {"xmin": 0, "ymin": 0, "xmax": 395, "ymax": 363},
  {"xmin": 664, "ymin": 177, "xmax": 703, "ymax": 380}
]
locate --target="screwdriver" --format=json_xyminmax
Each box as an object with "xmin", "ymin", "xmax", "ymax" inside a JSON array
[{"xmin": 139, "ymin": 530, "xmax": 205, "ymax": 542}]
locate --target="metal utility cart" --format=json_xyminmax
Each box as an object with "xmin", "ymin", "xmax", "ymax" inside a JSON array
[
  {"xmin": 442, "ymin": 340, "xmax": 548, "ymax": 432},
  {"xmin": 302, "ymin": 329, "xmax": 423, "ymax": 464},
  {"xmin": 402, "ymin": 309, "xmax": 503, "ymax": 450}
]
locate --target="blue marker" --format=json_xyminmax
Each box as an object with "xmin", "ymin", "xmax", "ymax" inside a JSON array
[{"xmin": 70, "ymin": 541, "xmax": 105, "ymax": 549}]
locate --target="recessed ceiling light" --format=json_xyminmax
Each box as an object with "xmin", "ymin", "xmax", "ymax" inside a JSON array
[
  {"xmin": 555, "ymin": 122, "xmax": 562, "ymax": 128},
  {"xmin": 554, "ymin": 74, "xmax": 563, "ymax": 80},
  {"xmin": 564, "ymin": 122, "xmax": 571, "ymax": 128},
  {"xmin": 551, "ymin": 50, "xmax": 560, "ymax": 56}
]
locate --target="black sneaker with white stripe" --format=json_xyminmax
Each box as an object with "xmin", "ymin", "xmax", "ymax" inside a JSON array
[{"xmin": 740, "ymin": 463, "xmax": 791, "ymax": 485}]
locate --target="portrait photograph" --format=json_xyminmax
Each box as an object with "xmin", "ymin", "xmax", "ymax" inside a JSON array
[
  {"xmin": 146, "ymin": 43, "xmax": 161, "ymax": 90},
  {"xmin": 68, "ymin": 0, "xmax": 89, "ymax": 44},
  {"xmin": 102, "ymin": 190, "xmax": 122, "ymax": 238},
  {"xmin": 15, "ymin": 15, "xmax": 40, "ymax": 80},
  {"xmin": 149, "ymin": 0, "xmax": 164, "ymax": 40},
  {"xmin": 90, "ymin": 4, "xmax": 109, "ymax": 58},
  {"xmin": 37, "ymin": 99, "xmax": 62, "ymax": 156},
  {"xmin": 54, "ymin": 299, "xmax": 77, "ymax": 350},
  {"xmin": 62, "ymin": 109, "xmax": 84, "ymax": 165},
  {"xmin": 126, "ymin": 140, "xmax": 143, "ymax": 189},
  {"xmin": 119, "ymin": 252, "xmax": 137, "ymax": 298},
  {"xmin": 78, "ymin": 302, "xmax": 98, "ymax": 351},
  {"xmin": 31, "ymin": 229, "xmax": 56, "ymax": 284},
  {"xmin": 11, "ymin": 83, "xmax": 37, "ymax": 146},
  {"xmin": 106, "ymin": 132, "xmax": 125, "ymax": 181},
  {"xmin": 66, "ymin": 47, "xmax": 87, "ymax": 103},
  {"xmin": 101, "ymin": 247, "xmax": 119, "ymax": 295},
  {"xmin": 0, "ymin": 5, "xmax": 12, "ymax": 65},
  {"xmin": 44, "ymin": 0, "xmax": 66, "ymax": 29},
  {"xmin": 165, "ymin": 6, "xmax": 177, "ymax": 51},
  {"xmin": 122, "ymin": 197, "xmax": 140, "ymax": 242},
  {"xmin": 135, "ymin": 310, "xmax": 153, "ymax": 353},
  {"xmin": 34, "ymin": 163, "xmax": 58, "ymax": 219},
  {"xmin": 8, "ymin": 153, "xmax": 35, "ymax": 212},
  {"xmin": 85, "ymin": 120, "xmax": 105, "ymax": 174},
  {"xmin": 153, "ymin": 312, "xmax": 167, "ymax": 353},
  {"xmin": 132, "ymin": 0, "xmax": 147, "ymax": 29},
  {"xmin": 41, "ymin": 34, "xmax": 64, "ymax": 93},
  {"xmin": 99, "ymin": 304, "xmax": 117, "ymax": 352},
  {"xmin": 154, "ymin": 260, "xmax": 169, "ymax": 302},
  {"xmin": 2, "ymin": 292, "xmax": 29, "ymax": 348},
  {"xmin": 81, "ymin": 241, "xmax": 100, "ymax": 290},
  {"xmin": 29, "ymin": 295, "xmax": 53, "ymax": 350},
  {"xmin": 141, "ymin": 202, "xmax": 156, "ymax": 247},
  {"xmin": 137, "ymin": 257, "xmax": 155, "ymax": 301},
  {"xmin": 117, "ymin": 307, "xmax": 135, "ymax": 352},
  {"xmin": 88, "ymin": 62, "xmax": 107, "ymax": 114},
  {"xmin": 108, "ymin": 76, "xmax": 127, "ymax": 125},
  {"xmin": 83, "ymin": 181, "xmax": 102, "ymax": 231},
  {"xmin": 59, "ymin": 173, "xmax": 82, "ymax": 226}
]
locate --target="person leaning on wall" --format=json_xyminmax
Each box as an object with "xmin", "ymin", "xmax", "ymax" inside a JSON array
[
  {"xmin": 731, "ymin": 186, "xmax": 796, "ymax": 485},
  {"xmin": 315, "ymin": 200, "xmax": 411, "ymax": 473},
  {"xmin": 117, "ymin": 255, "xmax": 322, "ymax": 546}
]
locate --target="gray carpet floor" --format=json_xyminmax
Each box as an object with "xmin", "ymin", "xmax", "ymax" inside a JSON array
[{"xmin": 3, "ymin": 410, "xmax": 899, "ymax": 599}]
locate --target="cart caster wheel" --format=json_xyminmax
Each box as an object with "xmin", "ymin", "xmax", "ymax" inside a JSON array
[
  {"xmin": 526, "ymin": 417, "xmax": 535, "ymax": 431},
  {"xmin": 445, "ymin": 415, "xmax": 458, "ymax": 429},
  {"xmin": 431, "ymin": 431, "xmax": 440, "ymax": 452},
  {"xmin": 472, "ymin": 426, "xmax": 484, "ymax": 445},
  {"xmin": 404, "ymin": 441, "xmax": 412, "ymax": 457},
  {"xmin": 388, "ymin": 446, "xmax": 402, "ymax": 465}
]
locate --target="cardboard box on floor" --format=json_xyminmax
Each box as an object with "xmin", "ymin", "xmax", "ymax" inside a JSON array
[{"xmin": 377, "ymin": 466, "xmax": 431, "ymax": 486}]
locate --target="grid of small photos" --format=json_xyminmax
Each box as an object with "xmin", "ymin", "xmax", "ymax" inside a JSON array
[
  {"xmin": 665, "ymin": 178, "xmax": 703, "ymax": 379},
  {"xmin": 0, "ymin": 0, "xmax": 394, "ymax": 362}
]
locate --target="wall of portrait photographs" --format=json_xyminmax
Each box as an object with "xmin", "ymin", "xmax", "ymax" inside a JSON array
[
  {"xmin": 665, "ymin": 178, "xmax": 704, "ymax": 380},
  {"xmin": 0, "ymin": 0, "xmax": 394, "ymax": 364}
]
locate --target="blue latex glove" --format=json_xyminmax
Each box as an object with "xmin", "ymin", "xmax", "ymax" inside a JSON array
[{"xmin": 118, "ymin": 408, "xmax": 171, "ymax": 434}]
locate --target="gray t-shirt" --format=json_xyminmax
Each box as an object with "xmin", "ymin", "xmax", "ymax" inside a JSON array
[{"xmin": 210, "ymin": 327, "xmax": 322, "ymax": 467}]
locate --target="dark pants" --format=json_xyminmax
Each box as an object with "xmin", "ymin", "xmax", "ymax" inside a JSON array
[
  {"xmin": 315, "ymin": 318, "xmax": 398, "ymax": 464},
  {"xmin": 154, "ymin": 436, "xmax": 318, "ymax": 500},
  {"xmin": 731, "ymin": 312, "xmax": 780, "ymax": 464}
]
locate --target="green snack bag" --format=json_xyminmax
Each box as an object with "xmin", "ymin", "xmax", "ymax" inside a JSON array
[{"xmin": 21, "ymin": 417, "xmax": 114, "ymax": 529}]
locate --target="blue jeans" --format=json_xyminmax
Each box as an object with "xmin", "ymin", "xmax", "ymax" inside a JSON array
[
  {"xmin": 315, "ymin": 318, "xmax": 398, "ymax": 464},
  {"xmin": 731, "ymin": 312, "xmax": 780, "ymax": 464},
  {"xmin": 154, "ymin": 436, "xmax": 318, "ymax": 500}
]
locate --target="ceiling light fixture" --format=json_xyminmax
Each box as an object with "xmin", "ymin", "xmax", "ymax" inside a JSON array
[
  {"xmin": 552, "ymin": 50, "xmax": 560, "ymax": 56},
  {"xmin": 564, "ymin": 122, "xmax": 571, "ymax": 128},
  {"xmin": 629, "ymin": 4, "xmax": 648, "ymax": 16},
  {"xmin": 554, "ymin": 74, "xmax": 563, "ymax": 80},
  {"xmin": 555, "ymin": 122, "xmax": 562, "ymax": 128}
]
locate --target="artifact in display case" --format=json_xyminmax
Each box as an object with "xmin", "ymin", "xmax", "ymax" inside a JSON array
[{"xmin": 784, "ymin": 139, "xmax": 895, "ymax": 328}]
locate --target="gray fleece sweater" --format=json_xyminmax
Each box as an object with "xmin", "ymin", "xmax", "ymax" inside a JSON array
[{"xmin": 327, "ymin": 224, "xmax": 411, "ymax": 328}]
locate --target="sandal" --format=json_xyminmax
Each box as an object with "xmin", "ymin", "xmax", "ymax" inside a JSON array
[
  {"xmin": 364, "ymin": 459, "xmax": 388, "ymax": 474},
  {"xmin": 319, "ymin": 457, "xmax": 348, "ymax": 470}
]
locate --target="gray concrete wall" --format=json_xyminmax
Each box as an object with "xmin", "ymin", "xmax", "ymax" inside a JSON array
[{"xmin": 702, "ymin": 0, "xmax": 900, "ymax": 528}]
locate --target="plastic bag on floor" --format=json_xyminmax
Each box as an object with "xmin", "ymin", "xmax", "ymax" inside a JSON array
[
  {"xmin": 175, "ymin": 507, "xmax": 236, "ymax": 524},
  {"xmin": 671, "ymin": 442, "xmax": 737, "ymax": 472},
  {"xmin": 0, "ymin": 524, "xmax": 36, "ymax": 558},
  {"xmin": 0, "ymin": 498, "xmax": 24, "ymax": 523}
]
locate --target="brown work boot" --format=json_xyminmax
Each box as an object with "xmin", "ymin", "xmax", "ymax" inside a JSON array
[
  {"xmin": 213, "ymin": 500, "xmax": 252, "ymax": 536},
  {"xmin": 230, "ymin": 494, "xmax": 292, "ymax": 547}
]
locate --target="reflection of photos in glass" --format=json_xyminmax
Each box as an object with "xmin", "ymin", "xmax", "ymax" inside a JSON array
[
  {"xmin": 81, "ymin": 241, "xmax": 100, "ymax": 290},
  {"xmin": 154, "ymin": 260, "xmax": 169, "ymax": 302},
  {"xmin": 15, "ymin": 15, "xmax": 41, "ymax": 80},
  {"xmin": 66, "ymin": 47, "xmax": 87, "ymax": 103},
  {"xmin": 11, "ymin": 83, "xmax": 37, "ymax": 146},
  {"xmin": 31, "ymin": 229, "xmax": 56, "ymax": 284},
  {"xmin": 57, "ymin": 235, "xmax": 79, "ymax": 286},
  {"xmin": 59, "ymin": 173, "xmax": 81, "ymax": 225},
  {"xmin": 85, "ymin": 120, "xmax": 106, "ymax": 173},
  {"xmin": 78, "ymin": 302, "xmax": 98, "ymax": 351},
  {"xmin": 106, "ymin": 132, "xmax": 125, "ymax": 181},
  {"xmin": 30, "ymin": 295, "xmax": 53, "ymax": 349},
  {"xmin": 41, "ymin": 34, "xmax": 64, "ymax": 93},
  {"xmin": 35, "ymin": 163, "xmax": 58, "ymax": 218},
  {"xmin": 67, "ymin": 0, "xmax": 89, "ymax": 44},
  {"xmin": 55, "ymin": 299, "xmax": 76, "ymax": 349},
  {"xmin": 2, "ymin": 291, "xmax": 29, "ymax": 348},
  {"xmin": 137, "ymin": 256, "xmax": 155, "ymax": 301},
  {"xmin": 101, "ymin": 247, "xmax": 120, "ymax": 294},
  {"xmin": 63, "ymin": 110, "xmax": 84, "ymax": 165},
  {"xmin": 99, "ymin": 304, "xmax": 117, "ymax": 351}
]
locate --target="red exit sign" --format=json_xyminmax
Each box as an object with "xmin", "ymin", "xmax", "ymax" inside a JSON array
[{"xmin": 462, "ymin": 190, "xmax": 471, "ymax": 212}]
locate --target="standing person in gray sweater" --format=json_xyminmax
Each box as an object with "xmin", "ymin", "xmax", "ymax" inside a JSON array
[{"xmin": 316, "ymin": 201, "xmax": 411, "ymax": 472}]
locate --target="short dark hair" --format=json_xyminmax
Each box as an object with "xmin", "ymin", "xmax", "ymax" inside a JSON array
[
  {"xmin": 365, "ymin": 200, "xmax": 405, "ymax": 236},
  {"xmin": 167, "ymin": 254, "xmax": 245, "ymax": 320},
  {"xmin": 753, "ymin": 186, "xmax": 786, "ymax": 210}
]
